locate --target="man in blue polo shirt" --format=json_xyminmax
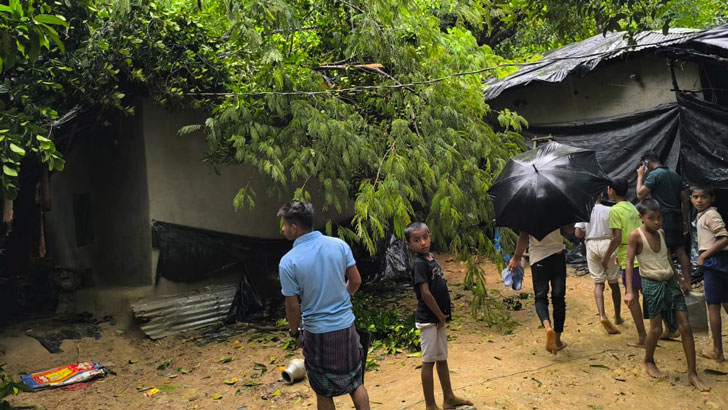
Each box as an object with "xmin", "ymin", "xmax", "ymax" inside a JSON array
[{"xmin": 278, "ymin": 200, "xmax": 369, "ymax": 410}]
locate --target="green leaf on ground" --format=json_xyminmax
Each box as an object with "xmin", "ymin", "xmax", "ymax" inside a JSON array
[{"xmin": 157, "ymin": 359, "xmax": 172, "ymax": 370}]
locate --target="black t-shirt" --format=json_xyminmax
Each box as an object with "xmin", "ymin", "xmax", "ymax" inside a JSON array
[{"xmin": 412, "ymin": 253, "xmax": 452, "ymax": 324}]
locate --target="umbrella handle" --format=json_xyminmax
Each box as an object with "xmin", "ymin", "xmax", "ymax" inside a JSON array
[{"xmin": 532, "ymin": 164, "xmax": 538, "ymax": 173}]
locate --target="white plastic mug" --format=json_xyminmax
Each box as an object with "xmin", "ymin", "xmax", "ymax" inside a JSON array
[{"xmin": 281, "ymin": 358, "xmax": 306, "ymax": 384}]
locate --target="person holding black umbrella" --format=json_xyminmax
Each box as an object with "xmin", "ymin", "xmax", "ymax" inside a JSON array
[
  {"xmin": 508, "ymin": 228, "xmax": 568, "ymax": 354},
  {"xmin": 490, "ymin": 142, "xmax": 610, "ymax": 355}
]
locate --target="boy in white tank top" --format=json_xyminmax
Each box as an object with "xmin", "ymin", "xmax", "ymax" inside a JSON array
[{"xmin": 624, "ymin": 199, "xmax": 708, "ymax": 391}]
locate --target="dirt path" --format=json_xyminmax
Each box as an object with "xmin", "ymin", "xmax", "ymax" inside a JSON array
[{"xmin": 2, "ymin": 255, "xmax": 728, "ymax": 409}]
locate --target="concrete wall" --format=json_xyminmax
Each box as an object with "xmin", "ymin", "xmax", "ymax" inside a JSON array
[
  {"xmin": 142, "ymin": 101, "xmax": 281, "ymax": 239},
  {"xmin": 142, "ymin": 100, "xmax": 347, "ymax": 241},
  {"xmin": 46, "ymin": 108, "xmax": 153, "ymax": 287},
  {"xmin": 489, "ymin": 53, "xmax": 701, "ymax": 124},
  {"xmin": 48, "ymin": 99, "xmax": 352, "ymax": 294}
]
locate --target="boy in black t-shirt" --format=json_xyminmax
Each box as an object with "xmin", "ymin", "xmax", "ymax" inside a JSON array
[{"xmin": 405, "ymin": 222, "xmax": 473, "ymax": 410}]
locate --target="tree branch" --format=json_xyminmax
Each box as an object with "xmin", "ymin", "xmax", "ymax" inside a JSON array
[
  {"xmin": 374, "ymin": 140, "xmax": 397, "ymax": 187},
  {"xmin": 316, "ymin": 63, "xmax": 385, "ymax": 71},
  {"xmin": 336, "ymin": 0, "xmax": 365, "ymax": 15},
  {"xmin": 316, "ymin": 63, "xmax": 421, "ymax": 95},
  {"xmin": 411, "ymin": 111, "xmax": 422, "ymax": 138},
  {"xmin": 273, "ymin": 26, "xmax": 316, "ymax": 34}
]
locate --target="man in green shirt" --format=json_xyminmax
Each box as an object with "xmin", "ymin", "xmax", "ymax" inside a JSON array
[{"xmin": 603, "ymin": 178, "xmax": 646, "ymax": 347}]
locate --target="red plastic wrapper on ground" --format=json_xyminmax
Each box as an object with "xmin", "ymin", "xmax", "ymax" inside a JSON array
[{"xmin": 21, "ymin": 362, "xmax": 107, "ymax": 389}]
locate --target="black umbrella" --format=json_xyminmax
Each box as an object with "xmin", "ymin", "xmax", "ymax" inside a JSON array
[{"xmin": 487, "ymin": 141, "xmax": 610, "ymax": 240}]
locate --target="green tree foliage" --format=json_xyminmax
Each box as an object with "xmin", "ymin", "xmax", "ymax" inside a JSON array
[
  {"xmin": 492, "ymin": 0, "xmax": 728, "ymax": 58},
  {"xmin": 0, "ymin": 0, "xmax": 227, "ymax": 199},
  {"xmin": 3, "ymin": 0, "xmax": 727, "ymax": 320},
  {"xmin": 188, "ymin": 0, "xmax": 527, "ymax": 319},
  {"xmin": 0, "ymin": 0, "xmax": 74, "ymax": 198},
  {"xmin": 190, "ymin": 0, "xmax": 728, "ymax": 319},
  {"xmin": 0, "ymin": 0, "xmax": 69, "ymax": 72}
]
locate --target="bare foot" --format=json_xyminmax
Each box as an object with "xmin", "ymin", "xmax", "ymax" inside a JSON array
[
  {"xmin": 660, "ymin": 329, "xmax": 680, "ymax": 340},
  {"xmin": 545, "ymin": 328, "xmax": 557, "ymax": 354},
  {"xmin": 443, "ymin": 395, "xmax": 473, "ymax": 409},
  {"xmin": 700, "ymin": 348, "xmax": 726, "ymax": 363},
  {"xmin": 555, "ymin": 341, "xmax": 568, "ymax": 352},
  {"xmin": 688, "ymin": 372, "xmax": 710, "ymax": 392},
  {"xmin": 615, "ymin": 316, "xmax": 624, "ymax": 325},
  {"xmin": 426, "ymin": 403, "xmax": 443, "ymax": 410},
  {"xmin": 600, "ymin": 318, "xmax": 621, "ymax": 334},
  {"xmin": 627, "ymin": 340, "xmax": 646, "ymax": 348},
  {"xmin": 643, "ymin": 361, "xmax": 666, "ymax": 379}
]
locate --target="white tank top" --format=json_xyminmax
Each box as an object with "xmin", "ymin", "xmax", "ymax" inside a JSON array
[{"xmin": 635, "ymin": 228, "xmax": 673, "ymax": 281}]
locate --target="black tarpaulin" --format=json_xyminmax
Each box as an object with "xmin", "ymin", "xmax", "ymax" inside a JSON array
[
  {"xmin": 151, "ymin": 221, "xmax": 289, "ymax": 298},
  {"xmin": 677, "ymin": 92, "xmax": 728, "ymax": 187},
  {"xmin": 151, "ymin": 220, "xmax": 406, "ymax": 291},
  {"xmin": 224, "ymin": 263, "xmax": 265, "ymax": 324},
  {"xmin": 524, "ymin": 102, "xmax": 680, "ymax": 185},
  {"xmin": 523, "ymin": 91, "xmax": 728, "ymax": 214},
  {"xmin": 689, "ymin": 23, "xmax": 728, "ymax": 50}
]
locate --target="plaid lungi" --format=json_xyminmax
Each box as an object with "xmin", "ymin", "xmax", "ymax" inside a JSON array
[
  {"xmin": 303, "ymin": 323, "xmax": 363, "ymax": 397},
  {"xmin": 642, "ymin": 276, "xmax": 687, "ymax": 331}
]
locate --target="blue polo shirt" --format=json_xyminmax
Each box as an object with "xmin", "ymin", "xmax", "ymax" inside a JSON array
[{"xmin": 279, "ymin": 231, "xmax": 356, "ymax": 334}]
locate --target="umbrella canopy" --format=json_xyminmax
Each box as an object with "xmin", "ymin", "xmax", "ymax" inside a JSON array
[{"xmin": 487, "ymin": 141, "xmax": 611, "ymax": 240}]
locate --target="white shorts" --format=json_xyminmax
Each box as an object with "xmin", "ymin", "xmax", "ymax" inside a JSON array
[
  {"xmin": 416, "ymin": 323, "xmax": 447, "ymax": 362},
  {"xmin": 585, "ymin": 239, "xmax": 619, "ymax": 284}
]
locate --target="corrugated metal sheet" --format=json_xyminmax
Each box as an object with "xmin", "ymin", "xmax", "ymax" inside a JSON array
[
  {"xmin": 131, "ymin": 284, "xmax": 237, "ymax": 339},
  {"xmin": 484, "ymin": 29, "xmax": 700, "ymax": 100}
]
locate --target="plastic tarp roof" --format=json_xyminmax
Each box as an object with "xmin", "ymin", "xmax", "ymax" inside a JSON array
[
  {"xmin": 484, "ymin": 25, "xmax": 728, "ymax": 100},
  {"xmin": 690, "ymin": 23, "xmax": 728, "ymax": 50}
]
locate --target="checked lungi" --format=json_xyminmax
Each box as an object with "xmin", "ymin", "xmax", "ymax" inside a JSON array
[
  {"xmin": 642, "ymin": 276, "xmax": 687, "ymax": 331},
  {"xmin": 303, "ymin": 323, "xmax": 363, "ymax": 397}
]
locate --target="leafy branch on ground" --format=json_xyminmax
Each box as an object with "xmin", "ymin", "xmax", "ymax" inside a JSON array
[
  {"xmin": 352, "ymin": 294, "xmax": 420, "ymax": 356},
  {"xmin": 0, "ymin": 364, "xmax": 32, "ymax": 409}
]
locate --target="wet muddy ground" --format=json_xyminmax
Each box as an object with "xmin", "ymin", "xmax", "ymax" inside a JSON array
[{"xmin": 2, "ymin": 255, "xmax": 727, "ymax": 409}]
